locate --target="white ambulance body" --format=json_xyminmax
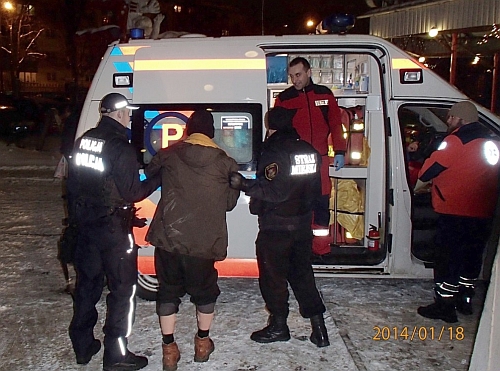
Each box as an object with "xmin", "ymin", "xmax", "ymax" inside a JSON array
[{"xmin": 76, "ymin": 34, "xmax": 500, "ymax": 299}]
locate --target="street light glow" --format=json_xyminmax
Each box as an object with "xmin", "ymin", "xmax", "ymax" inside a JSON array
[
  {"xmin": 306, "ymin": 19, "xmax": 315, "ymax": 28},
  {"xmin": 3, "ymin": 2, "xmax": 14, "ymax": 11}
]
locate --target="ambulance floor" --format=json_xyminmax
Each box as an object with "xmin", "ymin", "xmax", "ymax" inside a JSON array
[{"xmin": 0, "ymin": 137, "xmax": 485, "ymax": 371}]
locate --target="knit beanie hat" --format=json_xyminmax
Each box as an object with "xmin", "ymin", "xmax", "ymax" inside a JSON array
[
  {"xmin": 186, "ymin": 110, "xmax": 215, "ymax": 138},
  {"xmin": 267, "ymin": 107, "xmax": 296, "ymax": 131},
  {"xmin": 448, "ymin": 101, "xmax": 478, "ymax": 123}
]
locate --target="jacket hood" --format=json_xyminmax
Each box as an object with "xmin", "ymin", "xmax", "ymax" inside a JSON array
[{"xmin": 176, "ymin": 133, "xmax": 225, "ymax": 168}]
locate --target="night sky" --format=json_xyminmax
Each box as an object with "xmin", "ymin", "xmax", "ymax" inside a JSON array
[{"xmin": 165, "ymin": 0, "xmax": 372, "ymax": 36}]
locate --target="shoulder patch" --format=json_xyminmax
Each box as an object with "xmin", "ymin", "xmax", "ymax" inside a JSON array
[{"xmin": 265, "ymin": 163, "xmax": 278, "ymax": 180}]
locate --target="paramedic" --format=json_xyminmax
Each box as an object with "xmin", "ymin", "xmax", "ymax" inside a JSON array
[
  {"xmin": 230, "ymin": 106, "xmax": 330, "ymax": 348},
  {"xmin": 274, "ymin": 56, "xmax": 347, "ymax": 256},
  {"xmin": 145, "ymin": 110, "xmax": 239, "ymax": 371},
  {"xmin": 416, "ymin": 101, "xmax": 499, "ymax": 323},
  {"xmin": 68, "ymin": 93, "xmax": 159, "ymax": 370}
]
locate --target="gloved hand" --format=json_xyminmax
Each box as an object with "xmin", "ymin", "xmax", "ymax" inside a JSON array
[
  {"xmin": 229, "ymin": 172, "xmax": 249, "ymax": 192},
  {"xmin": 333, "ymin": 154, "xmax": 345, "ymax": 171},
  {"xmin": 133, "ymin": 216, "xmax": 148, "ymax": 228}
]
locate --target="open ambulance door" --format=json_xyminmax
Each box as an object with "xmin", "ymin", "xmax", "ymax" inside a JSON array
[
  {"xmin": 261, "ymin": 44, "xmax": 390, "ymax": 272},
  {"xmin": 397, "ymin": 102, "xmax": 500, "ymax": 266}
]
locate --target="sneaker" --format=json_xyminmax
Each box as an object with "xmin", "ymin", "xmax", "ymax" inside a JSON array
[
  {"xmin": 103, "ymin": 350, "xmax": 148, "ymax": 371},
  {"xmin": 194, "ymin": 335, "xmax": 214, "ymax": 363},
  {"xmin": 76, "ymin": 339, "xmax": 101, "ymax": 365},
  {"xmin": 162, "ymin": 342, "xmax": 180, "ymax": 371}
]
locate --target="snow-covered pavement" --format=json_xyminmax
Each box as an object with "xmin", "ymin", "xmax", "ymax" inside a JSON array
[{"xmin": 0, "ymin": 137, "xmax": 485, "ymax": 371}]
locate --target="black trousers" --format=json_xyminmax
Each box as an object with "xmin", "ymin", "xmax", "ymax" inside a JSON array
[
  {"xmin": 434, "ymin": 213, "xmax": 493, "ymax": 287},
  {"xmin": 256, "ymin": 228, "xmax": 326, "ymax": 318},
  {"xmin": 69, "ymin": 215, "xmax": 138, "ymax": 357}
]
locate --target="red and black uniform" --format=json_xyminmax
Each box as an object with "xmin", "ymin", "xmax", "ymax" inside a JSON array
[
  {"xmin": 418, "ymin": 122, "xmax": 500, "ymax": 298},
  {"xmin": 274, "ymin": 84, "xmax": 346, "ymax": 198}
]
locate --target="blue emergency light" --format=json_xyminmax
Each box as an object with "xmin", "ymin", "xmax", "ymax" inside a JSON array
[
  {"xmin": 317, "ymin": 14, "xmax": 355, "ymax": 34},
  {"xmin": 130, "ymin": 28, "xmax": 145, "ymax": 39}
]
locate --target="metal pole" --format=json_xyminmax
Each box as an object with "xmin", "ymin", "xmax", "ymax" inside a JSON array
[
  {"xmin": 491, "ymin": 52, "xmax": 499, "ymax": 113},
  {"xmin": 449, "ymin": 32, "xmax": 458, "ymax": 85}
]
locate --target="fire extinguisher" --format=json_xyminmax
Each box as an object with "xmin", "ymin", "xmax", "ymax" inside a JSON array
[{"xmin": 367, "ymin": 224, "xmax": 380, "ymax": 251}]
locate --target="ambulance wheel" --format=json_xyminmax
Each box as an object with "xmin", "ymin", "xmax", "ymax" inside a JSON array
[{"xmin": 137, "ymin": 274, "xmax": 158, "ymax": 301}]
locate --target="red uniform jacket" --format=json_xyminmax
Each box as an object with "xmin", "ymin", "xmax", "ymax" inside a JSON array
[
  {"xmin": 418, "ymin": 123, "xmax": 499, "ymax": 218},
  {"xmin": 275, "ymin": 83, "xmax": 346, "ymax": 195}
]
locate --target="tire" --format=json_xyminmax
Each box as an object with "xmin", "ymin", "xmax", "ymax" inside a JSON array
[{"xmin": 137, "ymin": 274, "xmax": 158, "ymax": 301}]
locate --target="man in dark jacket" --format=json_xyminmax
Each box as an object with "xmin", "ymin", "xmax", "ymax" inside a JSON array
[
  {"xmin": 145, "ymin": 110, "xmax": 240, "ymax": 371},
  {"xmin": 416, "ymin": 101, "xmax": 499, "ymax": 323},
  {"xmin": 230, "ymin": 106, "xmax": 330, "ymax": 348},
  {"xmin": 274, "ymin": 56, "xmax": 346, "ymax": 256},
  {"xmin": 68, "ymin": 93, "xmax": 159, "ymax": 371}
]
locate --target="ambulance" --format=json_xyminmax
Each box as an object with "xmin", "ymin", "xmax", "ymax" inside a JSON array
[{"xmin": 75, "ymin": 33, "xmax": 500, "ymax": 300}]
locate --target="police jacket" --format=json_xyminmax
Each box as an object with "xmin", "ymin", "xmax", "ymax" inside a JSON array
[
  {"xmin": 275, "ymin": 83, "xmax": 346, "ymax": 195},
  {"xmin": 418, "ymin": 122, "xmax": 500, "ymax": 218},
  {"xmin": 145, "ymin": 133, "xmax": 240, "ymax": 261},
  {"xmin": 244, "ymin": 128, "xmax": 322, "ymax": 231},
  {"xmin": 69, "ymin": 116, "xmax": 159, "ymax": 223}
]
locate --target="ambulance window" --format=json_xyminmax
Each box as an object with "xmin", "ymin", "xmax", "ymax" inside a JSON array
[{"xmin": 131, "ymin": 104, "xmax": 262, "ymax": 172}]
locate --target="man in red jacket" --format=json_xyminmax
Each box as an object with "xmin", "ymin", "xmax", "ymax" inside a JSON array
[
  {"xmin": 274, "ymin": 57, "xmax": 346, "ymax": 256},
  {"xmin": 416, "ymin": 101, "xmax": 499, "ymax": 323}
]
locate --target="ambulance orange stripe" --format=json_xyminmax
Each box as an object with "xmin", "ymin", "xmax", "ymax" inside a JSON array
[{"xmin": 138, "ymin": 257, "xmax": 259, "ymax": 278}]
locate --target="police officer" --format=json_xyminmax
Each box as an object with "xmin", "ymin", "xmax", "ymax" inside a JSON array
[
  {"xmin": 416, "ymin": 101, "xmax": 500, "ymax": 323},
  {"xmin": 68, "ymin": 93, "xmax": 159, "ymax": 370},
  {"xmin": 230, "ymin": 106, "xmax": 330, "ymax": 348}
]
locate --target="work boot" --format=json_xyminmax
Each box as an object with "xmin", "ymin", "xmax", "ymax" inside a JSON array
[
  {"xmin": 310, "ymin": 314, "xmax": 330, "ymax": 348},
  {"xmin": 456, "ymin": 286, "xmax": 474, "ymax": 315},
  {"xmin": 250, "ymin": 315, "xmax": 291, "ymax": 343},
  {"xmin": 162, "ymin": 342, "xmax": 180, "ymax": 371},
  {"xmin": 103, "ymin": 350, "xmax": 148, "ymax": 371},
  {"xmin": 194, "ymin": 335, "xmax": 214, "ymax": 362},
  {"xmin": 417, "ymin": 296, "xmax": 458, "ymax": 323},
  {"xmin": 76, "ymin": 339, "xmax": 101, "ymax": 365}
]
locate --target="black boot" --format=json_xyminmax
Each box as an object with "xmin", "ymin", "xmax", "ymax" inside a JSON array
[
  {"xmin": 456, "ymin": 286, "xmax": 474, "ymax": 315},
  {"xmin": 250, "ymin": 315, "xmax": 290, "ymax": 343},
  {"xmin": 310, "ymin": 314, "xmax": 330, "ymax": 348},
  {"xmin": 76, "ymin": 339, "xmax": 101, "ymax": 365},
  {"xmin": 103, "ymin": 337, "xmax": 148, "ymax": 371},
  {"xmin": 417, "ymin": 296, "xmax": 458, "ymax": 323}
]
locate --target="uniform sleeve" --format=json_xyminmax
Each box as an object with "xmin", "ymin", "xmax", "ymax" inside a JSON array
[
  {"xmin": 328, "ymin": 92, "xmax": 346, "ymax": 153},
  {"xmin": 418, "ymin": 136, "xmax": 457, "ymax": 182},
  {"xmin": 145, "ymin": 151, "xmax": 162, "ymax": 179},
  {"xmin": 244, "ymin": 149, "xmax": 293, "ymax": 203},
  {"xmin": 112, "ymin": 141, "xmax": 160, "ymax": 203}
]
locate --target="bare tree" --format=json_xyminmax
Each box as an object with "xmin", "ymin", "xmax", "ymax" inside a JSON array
[{"xmin": 1, "ymin": 2, "xmax": 45, "ymax": 98}]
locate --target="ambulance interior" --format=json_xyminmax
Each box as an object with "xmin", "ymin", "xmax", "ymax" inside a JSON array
[{"xmin": 267, "ymin": 51, "xmax": 388, "ymax": 268}]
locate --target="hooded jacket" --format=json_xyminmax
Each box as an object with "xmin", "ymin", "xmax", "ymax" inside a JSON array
[{"xmin": 145, "ymin": 133, "xmax": 240, "ymax": 260}]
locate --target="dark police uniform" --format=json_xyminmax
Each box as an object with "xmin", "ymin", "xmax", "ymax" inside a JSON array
[
  {"xmin": 244, "ymin": 128, "xmax": 326, "ymax": 319},
  {"xmin": 68, "ymin": 115, "xmax": 159, "ymax": 361}
]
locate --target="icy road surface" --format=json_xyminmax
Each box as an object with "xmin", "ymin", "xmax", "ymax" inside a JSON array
[{"xmin": 0, "ymin": 138, "xmax": 484, "ymax": 371}]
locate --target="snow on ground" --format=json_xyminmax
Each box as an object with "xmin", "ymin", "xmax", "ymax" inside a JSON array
[{"xmin": 0, "ymin": 136, "xmax": 485, "ymax": 371}]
